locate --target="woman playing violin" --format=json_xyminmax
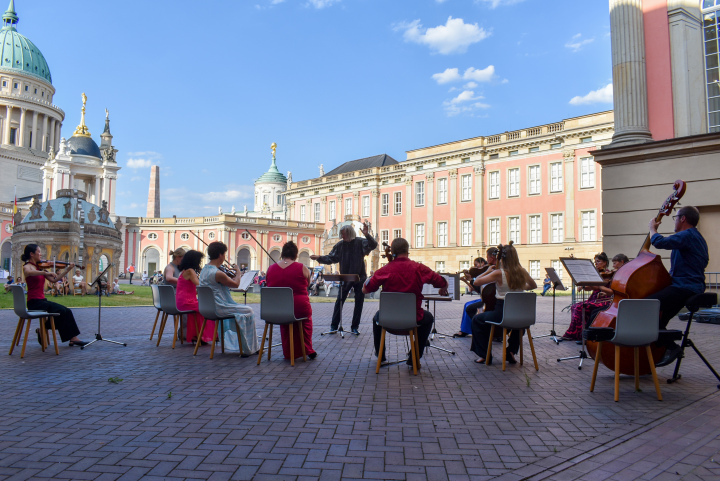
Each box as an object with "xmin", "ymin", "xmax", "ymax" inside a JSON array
[{"xmin": 21, "ymin": 244, "xmax": 87, "ymax": 347}]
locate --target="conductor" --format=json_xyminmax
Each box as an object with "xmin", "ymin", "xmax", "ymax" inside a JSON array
[{"xmin": 310, "ymin": 222, "xmax": 378, "ymax": 335}]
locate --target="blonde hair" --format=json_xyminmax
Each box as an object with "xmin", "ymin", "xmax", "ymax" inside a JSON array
[{"xmin": 497, "ymin": 242, "xmax": 525, "ymax": 290}]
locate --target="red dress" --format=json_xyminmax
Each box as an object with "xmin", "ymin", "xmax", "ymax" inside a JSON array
[
  {"xmin": 176, "ymin": 273, "xmax": 214, "ymax": 343},
  {"xmin": 266, "ymin": 262, "xmax": 316, "ymax": 359}
]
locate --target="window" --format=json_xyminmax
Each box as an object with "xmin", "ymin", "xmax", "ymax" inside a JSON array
[
  {"xmin": 394, "ymin": 192, "xmax": 402, "ymax": 215},
  {"xmin": 263, "ymin": 194, "xmax": 269, "ymax": 205},
  {"xmin": 24, "ymin": 85, "xmax": 27, "ymax": 91},
  {"xmin": 509, "ymin": 150, "xmax": 519, "ymax": 156},
  {"xmin": 415, "ymin": 181, "xmax": 425, "ymax": 206},
  {"xmin": 529, "ymin": 215, "xmax": 541, "ymax": 244},
  {"xmin": 273, "ymin": 234, "xmax": 282, "ymax": 242},
  {"xmin": 277, "ymin": 194, "xmax": 283, "ymax": 205},
  {"xmin": 705, "ymin": 7, "xmax": 720, "ymax": 131},
  {"xmin": 208, "ymin": 232, "xmax": 216, "ymax": 240},
  {"xmin": 508, "ymin": 168, "xmax": 520, "ymax": 197},
  {"xmin": 416, "ymin": 165, "xmax": 423, "ymax": 171},
  {"xmin": 345, "ymin": 197, "xmax": 352, "ymax": 215},
  {"xmin": 9, "ymin": 128, "xmax": 16, "ymax": 145},
  {"xmin": 529, "ymin": 260, "xmax": 540, "ymax": 279},
  {"xmin": 461, "ymin": 174, "xmax": 472, "ymax": 201},
  {"xmin": 508, "ymin": 216, "xmax": 520, "ymax": 244},
  {"xmin": 381, "ymin": 230, "xmax": 389, "ymax": 244},
  {"xmin": 437, "ymin": 178, "xmax": 448, "ymax": 204},
  {"xmin": 302, "ymin": 236, "xmax": 310, "ymax": 244},
  {"xmin": 552, "ymin": 260, "xmax": 563, "ymax": 281},
  {"xmin": 180, "ymin": 233, "xmax": 189, "ymax": 241},
  {"xmin": 148, "ymin": 233, "xmax": 158, "ymax": 240},
  {"xmin": 580, "ymin": 136, "xmax": 592, "ymax": 143},
  {"xmin": 528, "ymin": 165, "xmax": 541, "ymax": 195},
  {"xmin": 459, "ymin": 260, "xmax": 470, "ymax": 271},
  {"xmin": 314, "ymin": 203, "xmax": 320, "ymax": 222},
  {"xmin": 461, "ymin": 220, "xmax": 472, "ymax": 246},
  {"xmin": 1, "ymin": 81, "xmax": 5, "ymax": 87},
  {"xmin": 489, "ymin": 153, "xmax": 499, "ymax": 159},
  {"xmin": 438, "ymin": 161, "xmax": 446, "ymax": 167},
  {"xmin": 550, "ymin": 162, "xmax": 563, "ymax": 192},
  {"xmin": 580, "ymin": 157, "xmax": 595, "ymax": 188},
  {"xmin": 435, "ymin": 261, "xmax": 446, "ymax": 273},
  {"xmin": 489, "ymin": 171, "xmax": 500, "ymax": 199},
  {"xmin": 437, "ymin": 222, "xmax": 448, "ymax": 247},
  {"xmin": 550, "ymin": 213, "xmax": 564, "ymax": 243},
  {"xmin": 550, "ymin": 142, "xmax": 562, "ymax": 149},
  {"xmin": 34, "ymin": 88, "xmax": 37, "ymax": 94},
  {"xmin": 329, "ymin": 200, "xmax": 336, "ymax": 220},
  {"xmin": 300, "ymin": 205, "xmax": 306, "ymax": 221},
  {"xmin": 581, "ymin": 210, "xmax": 597, "ymax": 241},
  {"xmin": 362, "ymin": 196, "xmax": 369, "ymax": 217},
  {"xmin": 241, "ymin": 232, "xmax": 250, "ymax": 240},
  {"xmin": 529, "ymin": 146, "xmax": 539, "ymax": 153},
  {"xmin": 12, "ymin": 82, "xmax": 17, "ymax": 89},
  {"xmin": 393, "ymin": 228, "xmax": 401, "ymax": 240},
  {"xmin": 489, "ymin": 218, "xmax": 500, "ymax": 245},
  {"xmin": 415, "ymin": 224, "xmax": 425, "ymax": 248},
  {"xmin": 381, "ymin": 193, "xmax": 389, "ymax": 215}
]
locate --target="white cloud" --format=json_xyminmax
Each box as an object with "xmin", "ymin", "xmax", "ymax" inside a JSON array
[
  {"xmin": 565, "ymin": 33, "xmax": 594, "ymax": 52},
  {"xmin": 475, "ymin": 0, "xmax": 525, "ymax": 8},
  {"xmin": 443, "ymin": 90, "xmax": 490, "ymax": 116},
  {"xmin": 463, "ymin": 81, "xmax": 478, "ymax": 89},
  {"xmin": 307, "ymin": 0, "xmax": 340, "ymax": 8},
  {"xmin": 396, "ymin": 17, "xmax": 490, "ymax": 55},
  {"xmin": 127, "ymin": 158, "xmax": 152, "ymax": 169},
  {"xmin": 432, "ymin": 68, "xmax": 461, "ymax": 84},
  {"xmin": 463, "ymin": 65, "xmax": 495, "ymax": 82},
  {"xmin": 569, "ymin": 83, "xmax": 613, "ymax": 105}
]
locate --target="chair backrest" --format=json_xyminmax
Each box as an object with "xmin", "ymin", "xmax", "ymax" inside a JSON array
[
  {"xmin": 157, "ymin": 284, "xmax": 180, "ymax": 315},
  {"xmin": 260, "ymin": 287, "xmax": 300, "ymax": 325},
  {"xmin": 196, "ymin": 286, "xmax": 220, "ymax": 321},
  {"xmin": 501, "ymin": 292, "xmax": 537, "ymax": 329},
  {"xmin": 150, "ymin": 284, "xmax": 161, "ymax": 309},
  {"xmin": 11, "ymin": 285, "xmax": 31, "ymax": 318},
  {"xmin": 612, "ymin": 299, "xmax": 660, "ymax": 347},
  {"xmin": 378, "ymin": 292, "xmax": 417, "ymax": 330}
]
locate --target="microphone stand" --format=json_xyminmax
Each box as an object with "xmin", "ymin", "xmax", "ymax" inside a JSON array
[{"xmin": 82, "ymin": 263, "xmax": 127, "ymax": 350}]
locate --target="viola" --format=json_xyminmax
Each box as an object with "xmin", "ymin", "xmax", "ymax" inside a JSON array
[
  {"xmin": 381, "ymin": 242, "xmax": 394, "ymax": 262},
  {"xmin": 588, "ymin": 180, "xmax": 686, "ymax": 375},
  {"xmin": 37, "ymin": 260, "xmax": 85, "ymax": 270}
]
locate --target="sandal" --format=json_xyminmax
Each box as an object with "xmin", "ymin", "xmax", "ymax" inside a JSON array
[
  {"xmin": 68, "ymin": 340, "xmax": 88, "ymax": 347},
  {"xmin": 506, "ymin": 352, "xmax": 517, "ymax": 365},
  {"xmin": 453, "ymin": 331, "xmax": 468, "ymax": 338}
]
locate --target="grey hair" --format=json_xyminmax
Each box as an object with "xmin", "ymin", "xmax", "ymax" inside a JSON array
[{"xmin": 340, "ymin": 225, "xmax": 356, "ymax": 240}]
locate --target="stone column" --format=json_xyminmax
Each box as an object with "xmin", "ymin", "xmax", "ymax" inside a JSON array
[
  {"xmin": 163, "ymin": 228, "xmax": 169, "ymax": 261},
  {"xmin": 3, "ymin": 105, "xmax": 12, "ymax": 145},
  {"xmin": 95, "ymin": 175, "xmax": 102, "ymax": 205},
  {"xmin": 563, "ymin": 149, "xmax": 576, "ymax": 243},
  {"xmin": 449, "ymin": 169, "xmax": 458, "ymax": 247},
  {"xmin": 41, "ymin": 114, "xmax": 48, "ymax": 151},
  {"xmin": 102, "ymin": 175, "xmax": 109, "ymax": 207},
  {"xmin": 425, "ymin": 173, "xmax": 435, "ymax": 247},
  {"xmin": 49, "ymin": 118, "xmax": 56, "ymax": 152},
  {"xmin": 18, "ymin": 108, "xmax": 26, "ymax": 147},
  {"xmin": 30, "ymin": 111, "xmax": 38, "ymax": 150},
  {"xmin": 609, "ymin": 0, "xmax": 653, "ymax": 145},
  {"xmin": 135, "ymin": 230, "xmax": 142, "ymax": 271},
  {"xmin": 371, "ymin": 189, "xmax": 380, "ymax": 235},
  {"xmin": 474, "ymin": 163, "xmax": 485, "ymax": 247},
  {"xmin": 404, "ymin": 177, "xmax": 412, "ymax": 245},
  {"xmin": 55, "ymin": 122, "xmax": 62, "ymax": 152},
  {"xmin": 229, "ymin": 228, "xmax": 237, "ymax": 261},
  {"xmin": 353, "ymin": 192, "xmax": 360, "ymax": 219},
  {"xmin": 320, "ymin": 198, "xmax": 326, "ymax": 224}
]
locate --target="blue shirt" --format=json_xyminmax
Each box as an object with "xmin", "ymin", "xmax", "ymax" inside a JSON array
[{"xmin": 650, "ymin": 228, "xmax": 708, "ymax": 294}]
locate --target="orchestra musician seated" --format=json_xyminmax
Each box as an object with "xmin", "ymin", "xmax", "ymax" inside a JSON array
[
  {"xmin": 455, "ymin": 247, "xmax": 499, "ymax": 338},
  {"xmin": 469, "ymin": 242, "xmax": 537, "ymax": 365}
]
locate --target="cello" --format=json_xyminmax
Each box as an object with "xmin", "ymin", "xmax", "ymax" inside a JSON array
[{"xmin": 587, "ymin": 180, "xmax": 686, "ymax": 375}]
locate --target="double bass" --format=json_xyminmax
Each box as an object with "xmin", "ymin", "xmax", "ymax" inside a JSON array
[{"xmin": 587, "ymin": 180, "xmax": 686, "ymax": 375}]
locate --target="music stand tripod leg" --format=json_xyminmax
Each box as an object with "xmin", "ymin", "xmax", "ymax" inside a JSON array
[
  {"xmin": 424, "ymin": 299, "xmax": 456, "ymax": 355},
  {"xmin": 556, "ymin": 284, "xmax": 588, "ymax": 369}
]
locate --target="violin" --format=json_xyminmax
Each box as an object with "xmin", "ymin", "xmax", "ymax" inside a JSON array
[
  {"xmin": 37, "ymin": 260, "xmax": 85, "ymax": 270},
  {"xmin": 218, "ymin": 264, "xmax": 238, "ymax": 278},
  {"xmin": 381, "ymin": 242, "xmax": 394, "ymax": 262}
]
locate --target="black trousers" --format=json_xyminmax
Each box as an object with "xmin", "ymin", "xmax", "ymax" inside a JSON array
[
  {"xmin": 465, "ymin": 299, "xmax": 484, "ymax": 319},
  {"xmin": 373, "ymin": 309, "xmax": 434, "ymax": 360},
  {"xmin": 331, "ymin": 280, "xmax": 365, "ymax": 330},
  {"xmin": 129, "ymin": 273, "xmax": 134, "ymax": 284},
  {"xmin": 645, "ymin": 286, "xmax": 697, "ymax": 347},
  {"xmin": 26, "ymin": 298, "xmax": 80, "ymax": 342},
  {"xmin": 470, "ymin": 299, "xmax": 520, "ymax": 359}
]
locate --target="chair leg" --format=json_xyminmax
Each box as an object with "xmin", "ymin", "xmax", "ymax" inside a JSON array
[
  {"xmin": 590, "ymin": 341, "xmax": 603, "ymax": 392},
  {"xmin": 376, "ymin": 329, "xmax": 386, "ymax": 374},
  {"xmin": 414, "ymin": 327, "xmax": 420, "ymax": 368},
  {"xmin": 156, "ymin": 313, "xmax": 168, "ymax": 347},
  {"xmin": 171, "ymin": 315, "xmax": 179, "ymax": 349},
  {"xmin": 257, "ymin": 323, "xmax": 269, "ymax": 365},
  {"xmin": 527, "ymin": 328, "xmax": 538, "ymax": 371},
  {"xmin": 646, "ymin": 345, "xmax": 663, "ymax": 401},
  {"xmin": 15, "ymin": 318, "xmax": 24, "ymax": 346},
  {"xmin": 210, "ymin": 319, "xmax": 219, "ymax": 359},
  {"xmin": 179, "ymin": 315, "xmax": 184, "ymax": 345},
  {"xmin": 299, "ymin": 322, "xmax": 307, "ymax": 362},
  {"xmin": 50, "ymin": 317, "xmax": 58, "ymax": 355},
  {"xmin": 39, "ymin": 317, "xmax": 47, "ymax": 351},
  {"xmin": 614, "ymin": 345, "xmax": 621, "ymax": 402},
  {"xmin": 220, "ymin": 320, "xmax": 225, "ymax": 354},
  {"xmin": 150, "ymin": 309, "xmax": 160, "ymax": 340},
  {"xmin": 268, "ymin": 325, "xmax": 273, "ymax": 360},
  {"xmin": 20, "ymin": 317, "xmax": 32, "ymax": 358},
  {"xmin": 486, "ymin": 325, "xmax": 495, "ymax": 365},
  {"xmin": 411, "ymin": 328, "xmax": 419, "ymax": 376},
  {"xmin": 634, "ymin": 347, "xmax": 640, "ymax": 392},
  {"xmin": 9, "ymin": 318, "xmax": 24, "ymax": 355},
  {"xmin": 193, "ymin": 318, "xmax": 208, "ymax": 356},
  {"xmin": 289, "ymin": 323, "xmax": 295, "ymax": 366},
  {"xmin": 502, "ymin": 328, "xmax": 508, "ymax": 371}
]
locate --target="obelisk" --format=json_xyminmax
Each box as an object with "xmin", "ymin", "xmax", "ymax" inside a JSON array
[{"xmin": 147, "ymin": 165, "xmax": 160, "ymax": 218}]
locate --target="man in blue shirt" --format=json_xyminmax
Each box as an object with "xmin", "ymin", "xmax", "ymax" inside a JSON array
[{"xmin": 648, "ymin": 206, "xmax": 709, "ymax": 366}]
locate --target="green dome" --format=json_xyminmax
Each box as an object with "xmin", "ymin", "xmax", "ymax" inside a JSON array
[
  {"xmin": 255, "ymin": 157, "xmax": 287, "ymax": 185},
  {"xmin": 0, "ymin": 1, "xmax": 52, "ymax": 84}
]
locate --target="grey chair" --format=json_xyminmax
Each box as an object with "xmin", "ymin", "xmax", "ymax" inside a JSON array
[
  {"xmin": 8, "ymin": 285, "xmax": 60, "ymax": 357},
  {"xmin": 149, "ymin": 284, "xmax": 162, "ymax": 340},
  {"xmin": 195, "ymin": 286, "xmax": 244, "ymax": 358},
  {"xmin": 486, "ymin": 292, "xmax": 538, "ymax": 371},
  {"xmin": 156, "ymin": 285, "xmax": 194, "ymax": 349},
  {"xmin": 376, "ymin": 292, "xmax": 420, "ymax": 375},
  {"xmin": 590, "ymin": 299, "xmax": 662, "ymax": 402},
  {"xmin": 259, "ymin": 287, "xmax": 307, "ymax": 366}
]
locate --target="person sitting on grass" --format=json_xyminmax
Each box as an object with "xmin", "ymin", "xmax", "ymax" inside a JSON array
[
  {"xmin": 112, "ymin": 278, "xmax": 134, "ymax": 295},
  {"xmin": 3, "ymin": 274, "xmax": 15, "ymax": 293}
]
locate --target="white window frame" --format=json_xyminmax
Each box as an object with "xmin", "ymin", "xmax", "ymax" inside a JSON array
[
  {"xmin": 437, "ymin": 221, "xmax": 448, "ymax": 247},
  {"xmin": 580, "ymin": 209, "xmax": 597, "ymax": 241},
  {"xmin": 528, "ymin": 165, "xmax": 541, "ymax": 195},
  {"xmin": 437, "ymin": 177, "xmax": 448, "ymax": 204},
  {"xmin": 459, "ymin": 260, "xmax": 470, "ymax": 272},
  {"xmin": 415, "ymin": 223, "xmax": 425, "ymax": 248},
  {"xmin": 345, "ymin": 198, "xmax": 352, "ymax": 216},
  {"xmin": 580, "ymin": 157, "xmax": 595, "ymax": 189},
  {"xmin": 300, "ymin": 205, "xmax": 306, "ymax": 222},
  {"xmin": 394, "ymin": 192, "xmax": 402, "ymax": 215},
  {"xmin": 529, "ymin": 260, "xmax": 540, "ymax": 279},
  {"xmin": 362, "ymin": 196, "xmax": 370, "ymax": 217},
  {"xmin": 329, "ymin": 200, "xmax": 336, "ymax": 220},
  {"xmin": 415, "ymin": 181, "xmax": 425, "ymax": 206},
  {"xmin": 489, "ymin": 171, "xmax": 500, "ymax": 199},
  {"xmin": 460, "ymin": 219, "xmax": 472, "ymax": 247},
  {"xmin": 552, "ymin": 260, "xmax": 564, "ymax": 281},
  {"xmin": 488, "ymin": 217, "xmax": 500, "ymax": 245},
  {"xmin": 435, "ymin": 261, "xmax": 446, "ymax": 273},
  {"xmin": 508, "ymin": 168, "xmax": 520, "ymax": 197},
  {"xmin": 461, "ymin": 174, "xmax": 472, "ymax": 202},
  {"xmin": 392, "ymin": 228, "xmax": 402, "ymax": 240},
  {"xmin": 508, "ymin": 216, "xmax": 520, "ymax": 244},
  {"xmin": 314, "ymin": 203, "xmax": 320, "ymax": 222},
  {"xmin": 528, "ymin": 214, "xmax": 541, "ymax": 244},
  {"xmin": 380, "ymin": 230, "xmax": 389, "ymax": 244},
  {"xmin": 550, "ymin": 162, "xmax": 563, "ymax": 193},
  {"xmin": 550, "ymin": 213, "xmax": 564, "ymax": 243},
  {"xmin": 381, "ymin": 193, "xmax": 389, "ymax": 216}
]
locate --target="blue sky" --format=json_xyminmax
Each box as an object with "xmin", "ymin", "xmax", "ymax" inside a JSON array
[{"xmin": 18, "ymin": 0, "xmax": 612, "ymax": 217}]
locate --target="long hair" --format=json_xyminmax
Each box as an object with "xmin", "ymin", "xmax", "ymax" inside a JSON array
[
  {"xmin": 497, "ymin": 241, "xmax": 525, "ymax": 290},
  {"xmin": 179, "ymin": 250, "xmax": 204, "ymax": 272},
  {"xmin": 21, "ymin": 244, "xmax": 39, "ymax": 262}
]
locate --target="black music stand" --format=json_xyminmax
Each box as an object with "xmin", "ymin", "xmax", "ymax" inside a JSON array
[
  {"xmin": 535, "ymin": 267, "xmax": 566, "ymax": 344},
  {"xmin": 82, "ymin": 264, "xmax": 127, "ymax": 350},
  {"xmin": 423, "ymin": 296, "xmax": 456, "ymax": 355},
  {"xmin": 321, "ymin": 274, "xmax": 360, "ymax": 338},
  {"xmin": 556, "ymin": 258, "xmax": 605, "ymax": 369}
]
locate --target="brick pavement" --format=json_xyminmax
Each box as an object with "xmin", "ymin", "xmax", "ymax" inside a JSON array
[{"xmin": 0, "ymin": 295, "xmax": 719, "ymax": 480}]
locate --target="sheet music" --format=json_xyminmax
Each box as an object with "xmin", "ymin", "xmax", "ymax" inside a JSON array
[
  {"xmin": 421, "ymin": 274, "xmax": 457, "ymax": 299},
  {"xmin": 559, "ymin": 258, "xmax": 605, "ymax": 285},
  {"xmin": 238, "ymin": 270, "xmax": 259, "ymax": 292}
]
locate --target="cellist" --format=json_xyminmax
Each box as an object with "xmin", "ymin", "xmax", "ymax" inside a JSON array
[{"xmin": 648, "ymin": 206, "xmax": 709, "ymax": 366}]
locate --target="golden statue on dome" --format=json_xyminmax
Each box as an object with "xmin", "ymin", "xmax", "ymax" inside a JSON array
[
  {"xmin": 271, "ymin": 142, "xmax": 277, "ymax": 161},
  {"xmin": 73, "ymin": 92, "xmax": 91, "ymax": 137}
]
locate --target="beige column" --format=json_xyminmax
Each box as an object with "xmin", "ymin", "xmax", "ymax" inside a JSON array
[
  {"xmin": 3, "ymin": 105, "xmax": 12, "ymax": 145},
  {"xmin": 229, "ymin": 228, "xmax": 237, "ymax": 261},
  {"xmin": 474, "ymin": 163, "xmax": 486, "ymax": 247},
  {"xmin": 18, "ymin": 108, "xmax": 26, "ymax": 147},
  {"xmin": 49, "ymin": 118, "xmax": 56, "ymax": 152},
  {"xmin": 41, "ymin": 114, "xmax": 48, "ymax": 151},
  {"xmin": 94, "ymin": 175, "xmax": 102, "ymax": 205},
  {"xmin": 163, "ymin": 229, "xmax": 169, "ymax": 262},
  {"xmin": 404, "ymin": 177, "xmax": 412, "ymax": 246},
  {"xmin": 102, "ymin": 175, "xmax": 109, "ymax": 206},
  {"xmin": 30, "ymin": 110, "xmax": 38, "ymax": 150},
  {"xmin": 109, "ymin": 175, "xmax": 117, "ymax": 217},
  {"xmin": 320, "ymin": 198, "xmax": 326, "ymax": 224},
  {"xmin": 425, "ymin": 173, "xmax": 434, "ymax": 247},
  {"xmin": 55, "ymin": 122, "xmax": 61, "ymax": 151},
  {"xmin": 371, "ymin": 189, "xmax": 380, "ymax": 235},
  {"xmin": 353, "ymin": 192, "xmax": 360, "ymax": 219},
  {"xmin": 135, "ymin": 230, "xmax": 143, "ymax": 269},
  {"xmin": 449, "ymin": 169, "xmax": 458, "ymax": 247},
  {"xmin": 609, "ymin": 0, "xmax": 653, "ymax": 145},
  {"xmin": 563, "ymin": 149, "xmax": 576, "ymax": 243}
]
